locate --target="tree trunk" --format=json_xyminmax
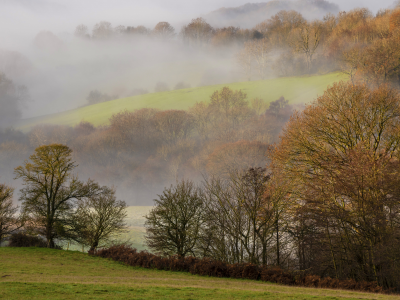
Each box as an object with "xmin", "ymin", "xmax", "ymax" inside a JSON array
[{"xmin": 276, "ymin": 219, "xmax": 280, "ymax": 267}]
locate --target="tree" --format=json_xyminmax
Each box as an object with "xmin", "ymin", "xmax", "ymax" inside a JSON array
[
  {"xmin": 201, "ymin": 168, "xmax": 281, "ymax": 265},
  {"xmin": 74, "ymin": 24, "xmax": 89, "ymax": 38},
  {"xmin": 72, "ymin": 187, "xmax": 127, "ymax": 252},
  {"xmin": 153, "ymin": 110, "xmax": 194, "ymax": 144},
  {"xmin": 0, "ymin": 73, "xmax": 29, "ymax": 127},
  {"xmin": 237, "ymin": 43, "xmax": 253, "ymax": 81},
  {"xmin": 181, "ymin": 18, "xmax": 214, "ymax": 46},
  {"xmin": 209, "ymin": 87, "xmax": 251, "ymax": 129},
  {"xmin": 145, "ymin": 180, "xmax": 205, "ymax": 257},
  {"xmin": 86, "ymin": 90, "xmax": 117, "ymax": 105},
  {"xmin": 360, "ymin": 34, "xmax": 400, "ymax": 85},
  {"xmin": 33, "ymin": 31, "xmax": 64, "ymax": 52},
  {"xmin": 248, "ymin": 38, "xmax": 270, "ymax": 79},
  {"xmin": 153, "ymin": 22, "xmax": 175, "ymax": 39},
  {"xmin": 255, "ymin": 10, "xmax": 306, "ymax": 48},
  {"xmin": 92, "ymin": 21, "xmax": 113, "ymax": 39},
  {"xmin": 0, "ymin": 184, "xmax": 23, "ymax": 244},
  {"xmin": 289, "ymin": 21, "xmax": 323, "ymax": 71},
  {"xmin": 14, "ymin": 144, "xmax": 103, "ymax": 248},
  {"xmin": 269, "ymin": 82, "xmax": 400, "ymax": 286},
  {"xmin": 206, "ymin": 141, "xmax": 269, "ymax": 178}
]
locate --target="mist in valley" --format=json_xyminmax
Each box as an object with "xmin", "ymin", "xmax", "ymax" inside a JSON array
[{"xmin": 1, "ymin": 0, "xmax": 400, "ymax": 206}]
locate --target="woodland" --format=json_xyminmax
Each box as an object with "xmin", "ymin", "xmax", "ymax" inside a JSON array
[{"xmin": 2, "ymin": 4, "xmax": 400, "ymax": 292}]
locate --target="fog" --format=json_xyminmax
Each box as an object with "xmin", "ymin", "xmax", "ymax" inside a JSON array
[
  {"xmin": 0, "ymin": 0, "xmax": 399, "ymax": 206},
  {"xmin": 0, "ymin": 0, "xmax": 397, "ymax": 117}
]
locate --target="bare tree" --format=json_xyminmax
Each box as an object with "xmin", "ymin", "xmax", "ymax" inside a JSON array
[
  {"xmin": 0, "ymin": 184, "xmax": 23, "ymax": 244},
  {"xmin": 202, "ymin": 168, "xmax": 279, "ymax": 265},
  {"xmin": 145, "ymin": 180, "xmax": 205, "ymax": 257},
  {"xmin": 289, "ymin": 21, "xmax": 323, "ymax": 71},
  {"xmin": 72, "ymin": 187, "xmax": 128, "ymax": 252}
]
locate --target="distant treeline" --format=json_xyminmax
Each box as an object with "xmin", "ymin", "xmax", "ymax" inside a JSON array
[
  {"xmin": 0, "ymin": 88, "xmax": 293, "ymax": 204},
  {"xmin": 64, "ymin": 6, "xmax": 400, "ymax": 83}
]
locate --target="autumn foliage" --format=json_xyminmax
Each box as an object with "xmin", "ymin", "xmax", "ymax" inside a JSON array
[{"xmin": 269, "ymin": 81, "xmax": 400, "ymax": 289}]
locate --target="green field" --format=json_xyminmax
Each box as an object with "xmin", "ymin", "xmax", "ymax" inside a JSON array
[
  {"xmin": 0, "ymin": 247, "xmax": 395, "ymax": 300},
  {"xmin": 119, "ymin": 206, "xmax": 152, "ymax": 251},
  {"xmin": 62, "ymin": 206, "xmax": 151, "ymax": 252},
  {"xmin": 18, "ymin": 73, "xmax": 347, "ymax": 131}
]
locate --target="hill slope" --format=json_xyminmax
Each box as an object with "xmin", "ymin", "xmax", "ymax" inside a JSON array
[
  {"xmin": 18, "ymin": 73, "xmax": 347, "ymax": 131},
  {"xmin": 0, "ymin": 247, "xmax": 395, "ymax": 299},
  {"xmin": 204, "ymin": 0, "xmax": 339, "ymax": 28}
]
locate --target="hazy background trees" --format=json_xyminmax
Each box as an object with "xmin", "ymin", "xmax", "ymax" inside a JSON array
[
  {"xmin": 3, "ymin": 5, "xmax": 400, "ymax": 122},
  {"xmin": 0, "ymin": 86, "xmax": 288, "ymax": 206},
  {"xmin": 0, "ymin": 73, "xmax": 29, "ymax": 127}
]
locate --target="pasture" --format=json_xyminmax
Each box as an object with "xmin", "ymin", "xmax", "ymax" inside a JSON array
[
  {"xmin": 17, "ymin": 73, "xmax": 347, "ymax": 131},
  {"xmin": 0, "ymin": 247, "xmax": 396, "ymax": 300}
]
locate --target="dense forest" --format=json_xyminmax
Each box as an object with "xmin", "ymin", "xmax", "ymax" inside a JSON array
[{"xmin": 2, "ymin": 3, "xmax": 400, "ymax": 292}]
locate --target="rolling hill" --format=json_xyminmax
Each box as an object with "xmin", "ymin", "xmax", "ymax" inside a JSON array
[
  {"xmin": 0, "ymin": 247, "xmax": 395, "ymax": 299},
  {"xmin": 18, "ymin": 72, "xmax": 347, "ymax": 131},
  {"xmin": 204, "ymin": 0, "xmax": 340, "ymax": 28}
]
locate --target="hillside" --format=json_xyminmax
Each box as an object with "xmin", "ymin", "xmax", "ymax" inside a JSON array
[
  {"xmin": 0, "ymin": 247, "xmax": 396, "ymax": 299},
  {"xmin": 17, "ymin": 72, "xmax": 347, "ymax": 131},
  {"xmin": 204, "ymin": 0, "xmax": 339, "ymax": 28}
]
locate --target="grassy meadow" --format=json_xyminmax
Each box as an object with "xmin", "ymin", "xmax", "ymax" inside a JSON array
[
  {"xmin": 17, "ymin": 73, "xmax": 347, "ymax": 131},
  {"xmin": 0, "ymin": 247, "xmax": 397, "ymax": 300}
]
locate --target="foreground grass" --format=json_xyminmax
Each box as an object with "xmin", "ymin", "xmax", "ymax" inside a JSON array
[
  {"xmin": 17, "ymin": 73, "xmax": 347, "ymax": 131},
  {"xmin": 0, "ymin": 248, "xmax": 397, "ymax": 299}
]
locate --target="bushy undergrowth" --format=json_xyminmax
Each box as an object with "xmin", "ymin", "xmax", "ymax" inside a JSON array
[
  {"xmin": 8, "ymin": 232, "xmax": 47, "ymax": 248},
  {"xmin": 93, "ymin": 245, "xmax": 385, "ymax": 294}
]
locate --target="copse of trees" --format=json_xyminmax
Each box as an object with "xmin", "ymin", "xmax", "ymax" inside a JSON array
[
  {"xmin": 13, "ymin": 144, "xmax": 127, "ymax": 249},
  {"xmin": 144, "ymin": 167, "xmax": 289, "ymax": 267},
  {"xmin": 269, "ymin": 81, "xmax": 400, "ymax": 288},
  {"xmin": 142, "ymin": 82, "xmax": 400, "ymax": 289}
]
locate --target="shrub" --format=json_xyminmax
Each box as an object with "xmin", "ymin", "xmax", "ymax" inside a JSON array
[
  {"xmin": 242, "ymin": 263, "xmax": 260, "ymax": 280},
  {"xmin": 93, "ymin": 245, "xmax": 390, "ymax": 294},
  {"xmin": 260, "ymin": 266, "xmax": 294, "ymax": 285},
  {"xmin": 8, "ymin": 232, "xmax": 47, "ymax": 248}
]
